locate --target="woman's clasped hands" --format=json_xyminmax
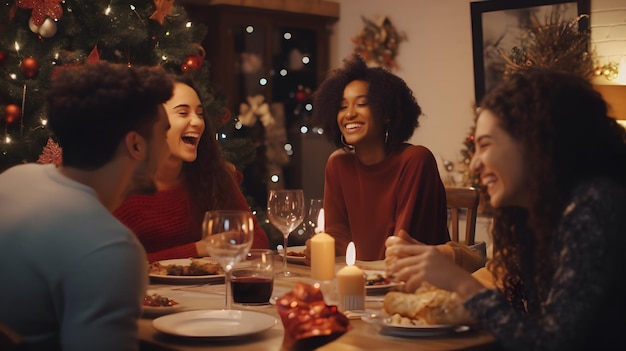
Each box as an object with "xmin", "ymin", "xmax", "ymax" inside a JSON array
[{"xmin": 384, "ymin": 230, "xmax": 484, "ymax": 301}]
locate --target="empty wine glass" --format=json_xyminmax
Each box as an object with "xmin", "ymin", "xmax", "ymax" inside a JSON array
[
  {"xmin": 267, "ymin": 189, "xmax": 305, "ymax": 277},
  {"xmin": 307, "ymin": 198, "xmax": 324, "ymax": 234},
  {"xmin": 202, "ymin": 210, "xmax": 254, "ymax": 309}
]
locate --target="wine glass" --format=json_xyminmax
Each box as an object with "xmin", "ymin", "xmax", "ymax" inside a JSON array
[
  {"xmin": 202, "ymin": 210, "xmax": 254, "ymax": 309},
  {"xmin": 306, "ymin": 198, "xmax": 324, "ymax": 234},
  {"xmin": 267, "ymin": 189, "xmax": 305, "ymax": 277}
]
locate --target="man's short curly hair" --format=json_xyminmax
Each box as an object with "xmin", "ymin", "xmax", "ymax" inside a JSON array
[
  {"xmin": 312, "ymin": 53, "xmax": 422, "ymax": 152},
  {"xmin": 46, "ymin": 62, "xmax": 173, "ymax": 170}
]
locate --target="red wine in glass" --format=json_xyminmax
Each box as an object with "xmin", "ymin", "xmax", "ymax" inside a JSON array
[{"xmin": 231, "ymin": 276, "xmax": 273, "ymax": 304}]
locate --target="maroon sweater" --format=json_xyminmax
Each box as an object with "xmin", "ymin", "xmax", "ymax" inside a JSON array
[
  {"xmin": 114, "ymin": 181, "xmax": 269, "ymax": 263},
  {"xmin": 324, "ymin": 144, "xmax": 450, "ymax": 260}
]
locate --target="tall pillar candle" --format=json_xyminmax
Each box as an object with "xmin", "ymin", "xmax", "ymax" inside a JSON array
[
  {"xmin": 310, "ymin": 209, "xmax": 335, "ymax": 281},
  {"xmin": 336, "ymin": 242, "xmax": 365, "ymax": 311}
]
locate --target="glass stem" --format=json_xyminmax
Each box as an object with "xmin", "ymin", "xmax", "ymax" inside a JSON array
[
  {"xmin": 225, "ymin": 269, "xmax": 232, "ymax": 309},
  {"xmin": 283, "ymin": 234, "xmax": 289, "ymax": 274}
]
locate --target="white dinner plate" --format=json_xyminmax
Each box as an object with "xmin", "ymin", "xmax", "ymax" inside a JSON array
[
  {"xmin": 149, "ymin": 259, "xmax": 225, "ymax": 285},
  {"xmin": 363, "ymin": 270, "xmax": 397, "ymax": 294},
  {"xmin": 278, "ymin": 246, "xmax": 307, "ymax": 264},
  {"xmin": 152, "ymin": 310, "xmax": 277, "ymax": 338},
  {"xmin": 361, "ymin": 311, "xmax": 471, "ymax": 337}
]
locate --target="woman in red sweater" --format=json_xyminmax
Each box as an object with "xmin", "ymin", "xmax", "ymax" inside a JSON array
[
  {"xmin": 311, "ymin": 53, "xmax": 450, "ymax": 261},
  {"xmin": 114, "ymin": 76, "xmax": 268, "ymax": 262}
]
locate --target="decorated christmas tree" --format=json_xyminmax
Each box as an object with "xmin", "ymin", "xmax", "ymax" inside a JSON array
[
  {"xmin": 0, "ymin": 0, "xmax": 280, "ymax": 244},
  {"xmin": 0, "ymin": 0, "xmax": 240, "ymax": 171}
]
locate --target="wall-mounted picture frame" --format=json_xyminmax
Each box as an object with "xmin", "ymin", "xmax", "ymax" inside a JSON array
[{"xmin": 470, "ymin": 0, "xmax": 590, "ymax": 104}]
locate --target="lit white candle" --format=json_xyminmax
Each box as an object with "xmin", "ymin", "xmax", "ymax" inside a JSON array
[
  {"xmin": 310, "ymin": 209, "xmax": 335, "ymax": 281},
  {"xmin": 336, "ymin": 242, "xmax": 365, "ymax": 311}
]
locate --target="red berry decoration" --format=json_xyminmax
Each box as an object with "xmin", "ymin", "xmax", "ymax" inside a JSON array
[
  {"xmin": 182, "ymin": 54, "xmax": 202, "ymax": 72},
  {"xmin": 20, "ymin": 57, "xmax": 40, "ymax": 78},
  {"xmin": 295, "ymin": 89, "xmax": 308, "ymax": 104},
  {"xmin": 217, "ymin": 108, "xmax": 232, "ymax": 126},
  {"xmin": 5, "ymin": 104, "xmax": 21, "ymax": 124},
  {"xmin": 294, "ymin": 85, "xmax": 311, "ymax": 104}
]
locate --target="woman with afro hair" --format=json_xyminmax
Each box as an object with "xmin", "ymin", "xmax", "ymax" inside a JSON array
[{"xmin": 310, "ymin": 53, "xmax": 451, "ymax": 261}]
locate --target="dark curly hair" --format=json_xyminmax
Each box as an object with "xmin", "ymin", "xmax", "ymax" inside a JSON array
[
  {"xmin": 479, "ymin": 67, "xmax": 626, "ymax": 309},
  {"xmin": 312, "ymin": 53, "xmax": 421, "ymax": 153},
  {"xmin": 47, "ymin": 62, "xmax": 173, "ymax": 170},
  {"xmin": 170, "ymin": 75, "xmax": 239, "ymax": 228}
]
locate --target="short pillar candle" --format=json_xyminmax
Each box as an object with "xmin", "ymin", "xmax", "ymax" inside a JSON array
[{"xmin": 336, "ymin": 242, "xmax": 365, "ymax": 311}]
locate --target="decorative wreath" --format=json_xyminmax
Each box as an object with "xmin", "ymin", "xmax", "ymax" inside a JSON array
[{"xmin": 351, "ymin": 15, "xmax": 406, "ymax": 71}]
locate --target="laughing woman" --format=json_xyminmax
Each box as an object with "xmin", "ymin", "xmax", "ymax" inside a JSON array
[
  {"xmin": 385, "ymin": 68, "xmax": 626, "ymax": 350},
  {"xmin": 114, "ymin": 76, "xmax": 268, "ymax": 262},
  {"xmin": 311, "ymin": 53, "xmax": 451, "ymax": 261}
]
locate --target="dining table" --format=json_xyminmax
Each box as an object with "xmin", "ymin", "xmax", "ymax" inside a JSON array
[{"xmin": 139, "ymin": 253, "xmax": 499, "ymax": 351}]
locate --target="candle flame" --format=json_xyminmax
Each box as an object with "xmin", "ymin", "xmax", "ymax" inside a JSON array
[
  {"xmin": 316, "ymin": 208, "xmax": 325, "ymax": 233},
  {"xmin": 345, "ymin": 242, "xmax": 356, "ymax": 265}
]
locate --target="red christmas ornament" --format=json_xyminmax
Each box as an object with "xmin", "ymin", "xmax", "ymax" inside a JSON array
[
  {"xmin": 5, "ymin": 104, "xmax": 21, "ymax": 124},
  {"xmin": 0, "ymin": 51, "xmax": 7, "ymax": 64},
  {"xmin": 20, "ymin": 57, "xmax": 40, "ymax": 78}
]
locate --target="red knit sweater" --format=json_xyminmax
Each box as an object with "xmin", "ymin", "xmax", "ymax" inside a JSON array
[
  {"xmin": 114, "ymin": 181, "xmax": 269, "ymax": 263},
  {"xmin": 324, "ymin": 144, "xmax": 450, "ymax": 260}
]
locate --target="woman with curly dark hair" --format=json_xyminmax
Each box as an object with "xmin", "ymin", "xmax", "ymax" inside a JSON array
[
  {"xmin": 115, "ymin": 75, "xmax": 269, "ymax": 262},
  {"xmin": 385, "ymin": 67, "xmax": 626, "ymax": 350},
  {"xmin": 310, "ymin": 53, "xmax": 450, "ymax": 261}
]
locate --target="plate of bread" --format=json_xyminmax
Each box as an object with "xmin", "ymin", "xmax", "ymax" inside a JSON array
[{"xmin": 362, "ymin": 283, "xmax": 474, "ymax": 337}]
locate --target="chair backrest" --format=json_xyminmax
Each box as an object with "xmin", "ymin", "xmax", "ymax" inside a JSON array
[
  {"xmin": 445, "ymin": 187, "xmax": 480, "ymax": 246},
  {"xmin": 0, "ymin": 323, "xmax": 22, "ymax": 350}
]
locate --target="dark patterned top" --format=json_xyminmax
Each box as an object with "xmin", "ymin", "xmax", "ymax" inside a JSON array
[{"xmin": 465, "ymin": 177, "xmax": 626, "ymax": 351}]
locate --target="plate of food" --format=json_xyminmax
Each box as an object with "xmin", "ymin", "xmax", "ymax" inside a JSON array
[
  {"xmin": 142, "ymin": 292, "xmax": 185, "ymax": 316},
  {"xmin": 364, "ymin": 270, "xmax": 397, "ymax": 294},
  {"xmin": 361, "ymin": 311, "xmax": 471, "ymax": 337},
  {"xmin": 371, "ymin": 285, "xmax": 475, "ymax": 337},
  {"xmin": 149, "ymin": 258, "xmax": 225, "ymax": 284},
  {"xmin": 381, "ymin": 313, "xmax": 471, "ymax": 336},
  {"xmin": 279, "ymin": 246, "xmax": 307, "ymax": 264}
]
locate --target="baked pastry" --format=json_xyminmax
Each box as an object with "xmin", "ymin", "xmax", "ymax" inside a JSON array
[
  {"xmin": 383, "ymin": 283, "xmax": 473, "ymax": 325},
  {"xmin": 276, "ymin": 282, "xmax": 350, "ymax": 350}
]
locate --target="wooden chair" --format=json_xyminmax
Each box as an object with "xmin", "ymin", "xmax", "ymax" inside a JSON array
[
  {"xmin": 445, "ymin": 186, "xmax": 480, "ymax": 246},
  {"xmin": 0, "ymin": 323, "xmax": 22, "ymax": 350}
]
